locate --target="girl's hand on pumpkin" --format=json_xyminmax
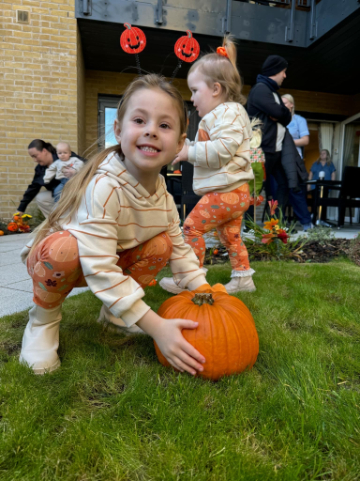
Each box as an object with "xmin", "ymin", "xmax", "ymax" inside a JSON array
[
  {"xmin": 172, "ymin": 144, "xmax": 189, "ymax": 165},
  {"xmin": 137, "ymin": 310, "xmax": 205, "ymax": 375}
]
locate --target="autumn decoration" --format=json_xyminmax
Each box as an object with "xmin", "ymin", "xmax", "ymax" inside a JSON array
[
  {"xmin": 154, "ymin": 283, "xmax": 259, "ymax": 380},
  {"xmin": 174, "ymin": 30, "xmax": 200, "ymax": 63},
  {"xmin": 120, "ymin": 23, "xmax": 147, "ymax": 75},
  {"xmin": 6, "ymin": 213, "xmax": 32, "ymax": 233},
  {"xmin": 171, "ymin": 30, "xmax": 200, "ymax": 79},
  {"xmin": 245, "ymin": 200, "xmax": 307, "ymax": 260}
]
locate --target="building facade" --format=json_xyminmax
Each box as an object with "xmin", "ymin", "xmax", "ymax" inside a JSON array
[{"xmin": 1, "ymin": 0, "xmax": 359, "ymax": 219}]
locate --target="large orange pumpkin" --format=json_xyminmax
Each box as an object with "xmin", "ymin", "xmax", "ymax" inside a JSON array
[
  {"xmin": 154, "ymin": 284, "xmax": 259, "ymax": 380},
  {"xmin": 120, "ymin": 23, "xmax": 146, "ymax": 54}
]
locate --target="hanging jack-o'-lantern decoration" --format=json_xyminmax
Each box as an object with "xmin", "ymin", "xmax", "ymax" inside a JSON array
[
  {"xmin": 174, "ymin": 30, "xmax": 200, "ymax": 63},
  {"xmin": 120, "ymin": 23, "xmax": 146, "ymax": 55}
]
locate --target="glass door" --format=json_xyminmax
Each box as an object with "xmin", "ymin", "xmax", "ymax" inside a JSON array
[{"xmin": 339, "ymin": 112, "xmax": 360, "ymax": 223}]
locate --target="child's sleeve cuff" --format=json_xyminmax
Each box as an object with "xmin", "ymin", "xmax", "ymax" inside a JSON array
[{"xmin": 121, "ymin": 300, "xmax": 151, "ymax": 327}]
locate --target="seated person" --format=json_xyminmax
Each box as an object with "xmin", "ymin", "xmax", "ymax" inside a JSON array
[
  {"xmin": 44, "ymin": 142, "xmax": 84, "ymax": 202},
  {"xmin": 308, "ymin": 149, "xmax": 336, "ymax": 188},
  {"xmin": 308, "ymin": 149, "xmax": 336, "ymax": 224}
]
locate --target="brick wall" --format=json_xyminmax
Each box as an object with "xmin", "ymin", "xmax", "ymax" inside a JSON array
[{"xmin": 0, "ymin": 0, "xmax": 80, "ymax": 219}]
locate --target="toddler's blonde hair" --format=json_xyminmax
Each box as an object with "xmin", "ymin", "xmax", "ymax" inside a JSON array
[{"xmin": 188, "ymin": 36, "xmax": 246, "ymax": 105}]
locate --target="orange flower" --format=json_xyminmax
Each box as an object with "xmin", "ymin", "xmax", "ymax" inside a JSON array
[
  {"xmin": 261, "ymin": 233, "xmax": 275, "ymax": 244},
  {"xmin": 264, "ymin": 218, "xmax": 279, "ymax": 231}
]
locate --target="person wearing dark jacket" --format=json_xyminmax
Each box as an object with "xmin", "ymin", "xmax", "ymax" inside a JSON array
[
  {"xmin": 247, "ymin": 56, "xmax": 313, "ymax": 230},
  {"xmin": 247, "ymin": 55, "xmax": 290, "ymax": 212},
  {"xmin": 17, "ymin": 139, "xmax": 85, "ymax": 217}
]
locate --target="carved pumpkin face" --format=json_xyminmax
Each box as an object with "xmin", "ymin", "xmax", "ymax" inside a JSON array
[
  {"xmin": 174, "ymin": 30, "xmax": 200, "ymax": 63},
  {"xmin": 154, "ymin": 284, "xmax": 259, "ymax": 380},
  {"xmin": 120, "ymin": 23, "xmax": 146, "ymax": 54}
]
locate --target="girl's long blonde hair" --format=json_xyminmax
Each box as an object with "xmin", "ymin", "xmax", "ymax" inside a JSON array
[
  {"xmin": 188, "ymin": 36, "xmax": 246, "ymax": 105},
  {"xmin": 30, "ymin": 74, "xmax": 188, "ymax": 254}
]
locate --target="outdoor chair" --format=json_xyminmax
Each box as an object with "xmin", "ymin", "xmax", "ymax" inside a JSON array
[
  {"xmin": 315, "ymin": 166, "xmax": 360, "ymax": 227},
  {"xmin": 180, "ymin": 162, "xmax": 201, "ymax": 221}
]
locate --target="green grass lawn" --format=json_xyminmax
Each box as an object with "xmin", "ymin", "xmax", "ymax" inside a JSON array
[{"xmin": 1, "ymin": 260, "xmax": 360, "ymax": 481}]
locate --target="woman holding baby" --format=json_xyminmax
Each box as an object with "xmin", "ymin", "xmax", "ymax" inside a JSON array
[{"xmin": 17, "ymin": 139, "xmax": 85, "ymax": 217}]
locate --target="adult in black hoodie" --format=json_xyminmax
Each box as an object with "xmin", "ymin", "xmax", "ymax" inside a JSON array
[
  {"xmin": 247, "ymin": 55, "xmax": 291, "ymax": 211},
  {"xmin": 17, "ymin": 139, "xmax": 85, "ymax": 217}
]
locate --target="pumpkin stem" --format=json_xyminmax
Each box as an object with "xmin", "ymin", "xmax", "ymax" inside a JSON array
[
  {"xmin": 192, "ymin": 293, "xmax": 214, "ymax": 306},
  {"xmin": 186, "ymin": 30, "xmax": 192, "ymax": 39},
  {"xmin": 124, "ymin": 23, "xmax": 131, "ymax": 29}
]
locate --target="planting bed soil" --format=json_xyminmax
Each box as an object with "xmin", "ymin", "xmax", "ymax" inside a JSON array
[{"xmin": 205, "ymin": 239, "xmax": 353, "ymax": 265}]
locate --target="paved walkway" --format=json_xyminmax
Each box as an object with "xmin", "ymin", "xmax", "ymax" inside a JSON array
[
  {"xmin": 0, "ymin": 233, "xmax": 89, "ymax": 317},
  {"xmin": 0, "ymin": 226, "xmax": 359, "ymax": 317}
]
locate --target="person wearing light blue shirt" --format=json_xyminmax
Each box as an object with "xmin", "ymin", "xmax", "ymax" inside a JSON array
[
  {"xmin": 282, "ymin": 94, "xmax": 310, "ymax": 158},
  {"xmin": 278, "ymin": 94, "xmax": 313, "ymax": 230}
]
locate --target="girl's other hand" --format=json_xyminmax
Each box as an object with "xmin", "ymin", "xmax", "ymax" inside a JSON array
[
  {"xmin": 172, "ymin": 144, "xmax": 189, "ymax": 166},
  {"xmin": 137, "ymin": 310, "xmax": 205, "ymax": 375}
]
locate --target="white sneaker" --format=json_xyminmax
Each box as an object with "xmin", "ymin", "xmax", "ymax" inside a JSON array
[
  {"xmin": 19, "ymin": 305, "xmax": 62, "ymax": 375},
  {"xmin": 159, "ymin": 277, "xmax": 186, "ymax": 294},
  {"xmin": 97, "ymin": 305, "xmax": 145, "ymax": 335},
  {"xmin": 224, "ymin": 276, "xmax": 256, "ymax": 294}
]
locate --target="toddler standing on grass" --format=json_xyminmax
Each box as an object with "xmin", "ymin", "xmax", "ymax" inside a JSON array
[
  {"xmin": 43, "ymin": 142, "xmax": 84, "ymax": 202},
  {"xmin": 160, "ymin": 37, "xmax": 257, "ymax": 295},
  {"xmin": 20, "ymin": 75, "xmax": 207, "ymax": 376}
]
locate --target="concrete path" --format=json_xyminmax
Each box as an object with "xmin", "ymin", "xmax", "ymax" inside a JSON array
[
  {"xmin": 0, "ymin": 233, "xmax": 89, "ymax": 317},
  {"xmin": 0, "ymin": 226, "xmax": 359, "ymax": 317}
]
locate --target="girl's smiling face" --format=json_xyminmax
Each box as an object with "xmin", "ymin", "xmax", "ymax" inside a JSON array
[{"xmin": 114, "ymin": 88, "xmax": 186, "ymax": 179}]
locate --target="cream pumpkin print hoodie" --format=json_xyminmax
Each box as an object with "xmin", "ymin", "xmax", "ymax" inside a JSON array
[
  {"xmin": 187, "ymin": 102, "xmax": 254, "ymax": 195},
  {"xmin": 21, "ymin": 153, "xmax": 205, "ymax": 326}
]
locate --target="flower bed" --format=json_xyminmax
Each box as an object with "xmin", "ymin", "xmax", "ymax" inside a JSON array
[{"xmin": 0, "ymin": 213, "xmax": 32, "ymax": 236}]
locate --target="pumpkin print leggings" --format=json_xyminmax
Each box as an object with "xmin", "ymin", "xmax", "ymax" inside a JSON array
[
  {"xmin": 27, "ymin": 231, "xmax": 173, "ymax": 309},
  {"xmin": 183, "ymin": 184, "xmax": 251, "ymax": 271}
]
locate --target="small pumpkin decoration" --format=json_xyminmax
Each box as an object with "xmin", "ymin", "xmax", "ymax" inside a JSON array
[
  {"xmin": 7, "ymin": 222, "xmax": 18, "ymax": 232},
  {"xmin": 0, "ymin": 230, "xmax": 4, "ymax": 236},
  {"xmin": 120, "ymin": 23, "xmax": 146, "ymax": 55},
  {"xmin": 154, "ymin": 284, "xmax": 259, "ymax": 380},
  {"xmin": 148, "ymin": 279, "xmax": 157, "ymax": 287},
  {"xmin": 174, "ymin": 30, "xmax": 200, "ymax": 63}
]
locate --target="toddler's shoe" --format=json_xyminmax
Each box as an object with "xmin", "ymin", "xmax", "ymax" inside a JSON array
[
  {"xmin": 97, "ymin": 305, "xmax": 145, "ymax": 335},
  {"xmin": 224, "ymin": 269, "xmax": 256, "ymax": 293}
]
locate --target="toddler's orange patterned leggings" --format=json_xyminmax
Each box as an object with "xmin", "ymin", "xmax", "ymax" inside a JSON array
[
  {"xmin": 183, "ymin": 184, "xmax": 251, "ymax": 271},
  {"xmin": 27, "ymin": 231, "xmax": 172, "ymax": 309}
]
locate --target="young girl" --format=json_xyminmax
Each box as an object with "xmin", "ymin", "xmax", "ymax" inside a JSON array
[
  {"xmin": 160, "ymin": 37, "xmax": 256, "ymax": 295},
  {"xmin": 19, "ymin": 74, "xmax": 207, "ymax": 376}
]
